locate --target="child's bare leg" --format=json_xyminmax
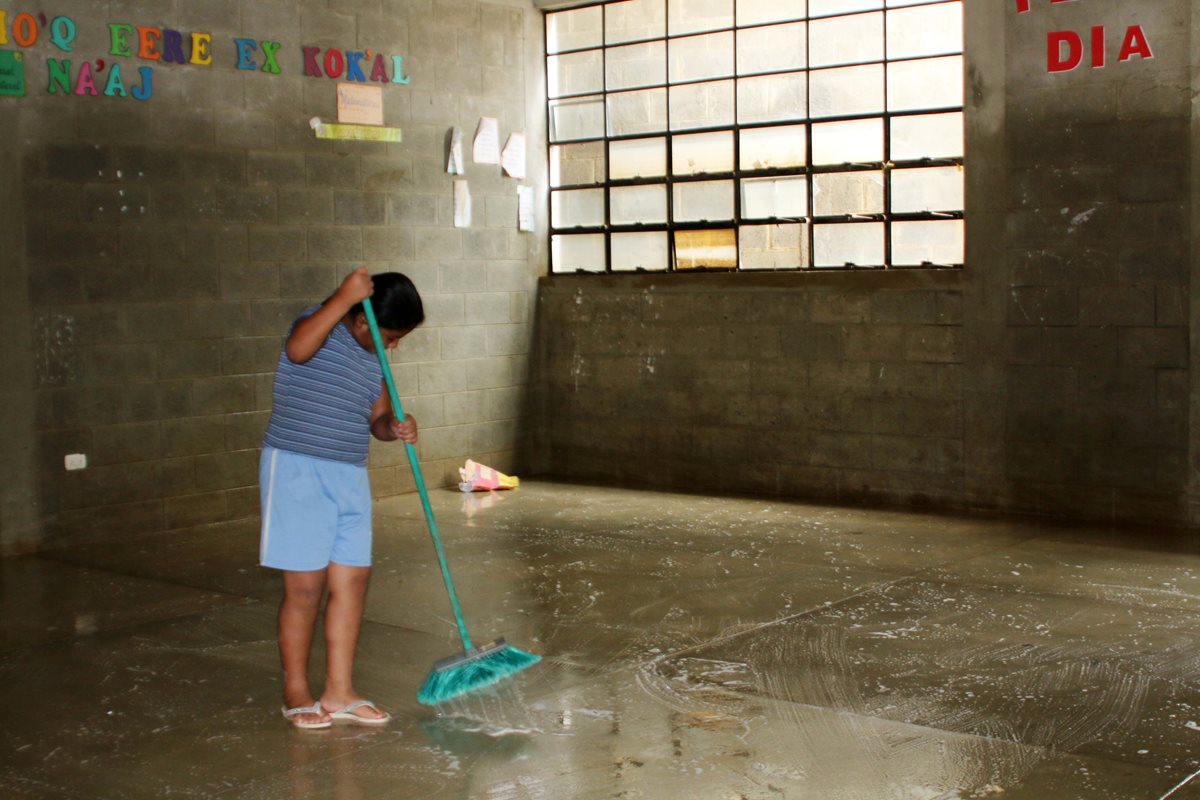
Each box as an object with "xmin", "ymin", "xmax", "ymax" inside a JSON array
[
  {"xmin": 279, "ymin": 568, "xmax": 331, "ymax": 726},
  {"xmin": 320, "ymin": 563, "xmax": 386, "ymax": 720}
]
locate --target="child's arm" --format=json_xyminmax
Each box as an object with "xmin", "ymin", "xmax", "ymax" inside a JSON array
[
  {"xmin": 285, "ymin": 267, "xmax": 373, "ymax": 364},
  {"xmin": 369, "ymin": 387, "xmax": 419, "ymax": 443}
]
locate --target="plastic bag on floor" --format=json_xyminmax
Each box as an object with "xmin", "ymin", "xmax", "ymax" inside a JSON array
[{"xmin": 458, "ymin": 459, "xmax": 519, "ymax": 492}]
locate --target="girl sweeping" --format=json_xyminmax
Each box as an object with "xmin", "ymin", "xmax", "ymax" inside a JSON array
[{"xmin": 260, "ymin": 266, "xmax": 424, "ymax": 730}]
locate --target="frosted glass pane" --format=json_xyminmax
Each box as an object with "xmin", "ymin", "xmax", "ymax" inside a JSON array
[
  {"xmin": 742, "ymin": 176, "xmax": 808, "ymax": 219},
  {"xmin": 887, "ymin": 4, "xmax": 962, "ymax": 59},
  {"xmin": 891, "ymin": 167, "xmax": 963, "ymax": 213},
  {"xmin": 738, "ymin": 0, "xmax": 806, "ymax": 26},
  {"xmin": 675, "ymin": 229, "xmax": 737, "ymax": 269},
  {"xmin": 547, "ymin": 6, "xmax": 602, "ymax": 54},
  {"xmin": 673, "ymin": 180, "xmax": 734, "ymax": 222},
  {"xmin": 551, "ymin": 141, "xmax": 605, "ymax": 187},
  {"xmin": 550, "ymin": 96, "xmax": 605, "ymax": 142},
  {"xmin": 610, "ymin": 137, "xmax": 667, "ymax": 179},
  {"xmin": 740, "ymin": 223, "xmax": 807, "ymax": 269},
  {"xmin": 552, "ymin": 188, "xmax": 605, "ymax": 228},
  {"xmin": 810, "ymin": 0, "xmax": 882, "ymax": 16},
  {"xmin": 888, "ymin": 56, "xmax": 962, "ymax": 111},
  {"xmin": 606, "ymin": 0, "xmax": 666, "ymax": 44},
  {"xmin": 607, "ymin": 41, "xmax": 666, "ymax": 91},
  {"xmin": 611, "ymin": 185, "xmax": 667, "ymax": 224},
  {"xmin": 608, "ymin": 88, "xmax": 667, "ymax": 136},
  {"xmin": 813, "ymin": 171, "xmax": 884, "ymax": 216},
  {"xmin": 810, "ymin": 64, "xmax": 884, "ymax": 118},
  {"xmin": 813, "ymin": 222, "xmax": 884, "ymax": 267},
  {"xmin": 669, "ymin": 80, "xmax": 734, "ymax": 130},
  {"xmin": 737, "ymin": 73, "xmax": 806, "ymax": 124},
  {"xmin": 892, "ymin": 220, "xmax": 964, "ymax": 266},
  {"xmin": 812, "ymin": 118, "xmax": 883, "ymax": 165},
  {"xmin": 669, "ymin": 0, "xmax": 732, "ymax": 35},
  {"xmin": 737, "ymin": 22, "xmax": 806, "ymax": 75},
  {"xmin": 740, "ymin": 125, "xmax": 806, "ymax": 170},
  {"xmin": 810, "ymin": 13, "xmax": 882, "ymax": 67},
  {"xmin": 890, "ymin": 112, "xmax": 962, "ymax": 160},
  {"xmin": 552, "ymin": 234, "xmax": 605, "ymax": 272},
  {"xmin": 613, "ymin": 231, "xmax": 669, "ymax": 271},
  {"xmin": 672, "ymin": 131, "xmax": 733, "ymax": 175},
  {"xmin": 670, "ymin": 32, "xmax": 734, "ymax": 82},
  {"xmin": 548, "ymin": 50, "xmax": 603, "ymax": 99}
]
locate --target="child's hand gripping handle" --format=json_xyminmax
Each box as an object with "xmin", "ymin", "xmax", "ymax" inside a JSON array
[{"xmin": 362, "ymin": 298, "xmax": 475, "ymax": 651}]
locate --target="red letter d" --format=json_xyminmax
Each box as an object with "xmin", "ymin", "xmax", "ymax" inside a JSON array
[{"xmin": 1048, "ymin": 30, "xmax": 1082, "ymax": 72}]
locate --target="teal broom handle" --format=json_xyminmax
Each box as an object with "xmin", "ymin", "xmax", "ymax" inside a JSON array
[{"xmin": 362, "ymin": 298, "xmax": 474, "ymax": 651}]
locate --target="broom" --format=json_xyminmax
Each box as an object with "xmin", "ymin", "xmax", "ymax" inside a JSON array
[{"xmin": 362, "ymin": 297, "xmax": 541, "ymax": 705}]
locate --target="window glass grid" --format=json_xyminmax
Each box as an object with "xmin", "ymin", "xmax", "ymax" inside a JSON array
[
  {"xmin": 548, "ymin": 0, "xmax": 961, "ymax": 55},
  {"xmin": 548, "ymin": 58, "xmax": 965, "ymax": 105},
  {"xmin": 546, "ymin": 0, "xmax": 963, "ymax": 273}
]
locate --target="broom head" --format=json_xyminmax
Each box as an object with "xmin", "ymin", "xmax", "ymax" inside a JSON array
[{"xmin": 417, "ymin": 638, "xmax": 541, "ymax": 705}]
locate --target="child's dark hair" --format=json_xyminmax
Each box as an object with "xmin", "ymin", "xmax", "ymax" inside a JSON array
[{"xmin": 351, "ymin": 272, "xmax": 424, "ymax": 330}]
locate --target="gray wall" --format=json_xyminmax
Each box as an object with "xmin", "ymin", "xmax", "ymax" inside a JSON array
[
  {"xmin": 0, "ymin": 100, "xmax": 39, "ymax": 554},
  {"xmin": 1, "ymin": 0, "xmax": 545, "ymax": 554},
  {"xmin": 533, "ymin": 1, "xmax": 1199, "ymax": 527},
  {"xmin": 4, "ymin": 0, "xmax": 1194, "ymax": 554}
]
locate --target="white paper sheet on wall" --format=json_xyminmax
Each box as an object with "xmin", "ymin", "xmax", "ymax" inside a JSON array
[
  {"xmin": 447, "ymin": 127, "xmax": 464, "ymax": 174},
  {"xmin": 454, "ymin": 180, "xmax": 472, "ymax": 228},
  {"xmin": 517, "ymin": 185, "xmax": 534, "ymax": 232},
  {"xmin": 336, "ymin": 83, "xmax": 384, "ymax": 126},
  {"xmin": 472, "ymin": 117, "xmax": 500, "ymax": 164},
  {"xmin": 501, "ymin": 132, "xmax": 526, "ymax": 179}
]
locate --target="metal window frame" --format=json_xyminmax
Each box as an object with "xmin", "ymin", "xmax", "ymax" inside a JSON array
[{"xmin": 545, "ymin": 0, "xmax": 965, "ymax": 274}]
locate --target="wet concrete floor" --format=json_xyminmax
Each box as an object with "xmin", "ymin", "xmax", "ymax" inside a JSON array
[{"xmin": 4, "ymin": 481, "xmax": 1200, "ymax": 799}]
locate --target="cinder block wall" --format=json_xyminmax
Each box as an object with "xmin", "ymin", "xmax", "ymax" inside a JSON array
[
  {"xmin": 536, "ymin": 273, "xmax": 967, "ymax": 507},
  {"xmin": 995, "ymin": 1, "xmax": 1193, "ymax": 524},
  {"xmin": 1, "ymin": 0, "xmax": 544, "ymax": 554},
  {"xmin": 533, "ymin": 1, "xmax": 1199, "ymax": 527}
]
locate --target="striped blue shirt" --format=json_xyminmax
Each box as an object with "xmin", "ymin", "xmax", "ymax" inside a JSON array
[{"xmin": 263, "ymin": 306, "xmax": 383, "ymax": 466}]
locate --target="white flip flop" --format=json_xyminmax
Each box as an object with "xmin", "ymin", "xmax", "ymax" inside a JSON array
[
  {"xmin": 326, "ymin": 699, "xmax": 391, "ymax": 725},
  {"xmin": 281, "ymin": 702, "xmax": 332, "ymax": 730}
]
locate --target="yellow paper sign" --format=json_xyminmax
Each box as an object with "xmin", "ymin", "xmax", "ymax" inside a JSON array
[{"xmin": 310, "ymin": 117, "xmax": 402, "ymax": 142}]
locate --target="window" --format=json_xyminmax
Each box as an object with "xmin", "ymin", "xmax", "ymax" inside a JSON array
[{"xmin": 546, "ymin": 0, "xmax": 964, "ymax": 273}]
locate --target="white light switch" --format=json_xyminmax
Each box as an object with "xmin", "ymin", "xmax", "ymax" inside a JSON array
[{"xmin": 65, "ymin": 453, "xmax": 88, "ymax": 471}]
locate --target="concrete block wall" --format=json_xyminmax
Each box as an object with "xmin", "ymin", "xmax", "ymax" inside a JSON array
[
  {"xmin": 1, "ymin": 0, "xmax": 544, "ymax": 554},
  {"xmin": 993, "ymin": 0, "xmax": 1193, "ymax": 524},
  {"xmin": 536, "ymin": 273, "xmax": 967, "ymax": 507},
  {"xmin": 531, "ymin": 0, "xmax": 1200, "ymax": 528}
]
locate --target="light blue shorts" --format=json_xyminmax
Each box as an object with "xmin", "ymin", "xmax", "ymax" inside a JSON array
[{"xmin": 259, "ymin": 446, "xmax": 373, "ymax": 571}]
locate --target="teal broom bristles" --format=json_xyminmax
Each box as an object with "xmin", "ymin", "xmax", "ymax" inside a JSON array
[
  {"xmin": 362, "ymin": 297, "xmax": 541, "ymax": 705},
  {"xmin": 416, "ymin": 638, "xmax": 541, "ymax": 705}
]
